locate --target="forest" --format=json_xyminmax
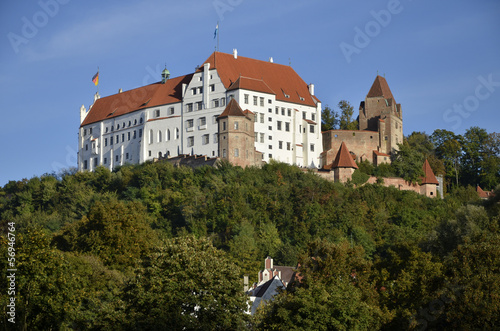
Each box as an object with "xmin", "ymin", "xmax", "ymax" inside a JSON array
[{"xmin": 0, "ymin": 125, "xmax": 499, "ymax": 330}]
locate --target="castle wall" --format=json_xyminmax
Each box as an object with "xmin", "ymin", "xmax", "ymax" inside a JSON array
[{"xmin": 322, "ymin": 130, "xmax": 379, "ymax": 166}]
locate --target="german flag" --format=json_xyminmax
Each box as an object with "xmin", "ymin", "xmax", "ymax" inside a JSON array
[{"xmin": 92, "ymin": 72, "xmax": 99, "ymax": 86}]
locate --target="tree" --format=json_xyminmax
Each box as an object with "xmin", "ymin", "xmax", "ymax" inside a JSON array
[
  {"xmin": 431, "ymin": 129, "xmax": 462, "ymax": 189},
  {"xmin": 391, "ymin": 140, "xmax": 424, "ymax": 184},
  {"xmin": 338, "ymin": 100, "xmax": 358, "ymax": 130},
  {"xmin": 321, "ymin": 105, "xmax": 339, "ymax": 131},
  {"xmin": 123, "ymin": 236, "xmax": 249, "ymax": 330}
]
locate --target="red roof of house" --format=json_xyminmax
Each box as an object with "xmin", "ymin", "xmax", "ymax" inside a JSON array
[
  {"xmin": 331, "ymin": 142, "xmax": 358, "ymax": 169},
  {"xmin": 200, "ymin": 52, "xmax": 318, "ymax": 106},
  {"xmin": 477, "ymin": 185, "xmax": 495, "ymax": 199},
  {"xmin": 81, "ymin": 74, "xmax": 192, "ymax": 127},
  {"xmin": 367, "ymin": 75, "xmax": 394, "ymax": 101},
  {"xmin": 420, "ymin": 159, "xmax": 439, "ymax": 185},
  {"xmin": 373, "ymin": 150, "xmax": 390, "ymax": 157},
  {"xmin": 218, "ymin": 98, "xmax": 247, "ymax": 118},
  {"xmin": 227, "ymin": 76, "xmax": 275, "ymax": 95}
]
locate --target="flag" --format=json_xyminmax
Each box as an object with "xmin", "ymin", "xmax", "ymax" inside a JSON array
[
  {"xmin": 214, "ymin": 23, "xmax": 218, "ymax": 39},
  {"xmin": 92, "ymin": 72, "xmax": 99, "ymax": 86}
]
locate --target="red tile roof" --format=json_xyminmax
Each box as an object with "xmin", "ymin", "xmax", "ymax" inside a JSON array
[
  {"xmin": 420, "ymin": 159, "xmax": 439, "ymax": 185},
  {"xmin": 367, "ymin": 75, "xmax": 394, "ymax": 101},
  {"xmin": 331, "ymin": 142, "xmax": 358, "ymax": 169},
  {"xmin": 477, "ymin": 185, "xmax": 495, "ymax": 199},
  {"xmin": 218, "ymin": 98, "xmax": 247, "ymax": 118},
  {"xmin": 200, "ymin": 52, "xmax": 318, "ymax": 106},
  {"xmin": 227, "ymin": 76, "xmax": 275, "ymax": 95},
  {"xmin": 373, "ymin": 150, "xmax": 390, "ymax": 157},
  {"xmin": 81, "ymin": 74, "xmax": 192, "ymax": 127}
]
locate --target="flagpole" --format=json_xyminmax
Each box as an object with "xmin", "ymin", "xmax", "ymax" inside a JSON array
[
  {"xmin": 217, "ymin": 21, "xmax": 219, "ymax": 52},
  {"xmin": 97, "ymin": 66, "xmax": 99, "ymax": 95}
]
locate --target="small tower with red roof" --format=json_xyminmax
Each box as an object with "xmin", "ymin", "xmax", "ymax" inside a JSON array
[
  {"xmin": 420, "ymin": 159, "xmax": 439, "ymax": 198},
  {"xmin": 332, "ymin": 141, "xmax": 358, "ymax": 183}
]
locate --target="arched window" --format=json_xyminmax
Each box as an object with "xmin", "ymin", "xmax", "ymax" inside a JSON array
[
  {"xmin": 158, "ymin": 130, "xmax": 162, "ymax": 142},
  {"xmin": 167, "ymin": 129, "xmax": 171, "ymax": 141},
  {"xmin": 158, "ymin": 151, "xmax": 162, "ymax": 158},
  {"xmin": 149, "ymin": 129, "xmax": 153, "ymax": 144},
  {"xmin": 175, "ymin": 128, "xmax": 179, "ymax": 140},
  {"xmin": 140, "ymin": 117, "xmax": 143, "ymax": 124}
]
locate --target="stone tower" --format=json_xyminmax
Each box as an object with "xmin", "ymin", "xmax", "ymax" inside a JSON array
[
  {"xmin": 358, "ymin": 75, "xmax": 403, "ymax": 154},
  {"xmin": 217, "ymin": 99, "xmax": 261, "ymax": 168},
  {"xmin": 332, "ymin": 141, "xmax": 358, "ymax": 183}
]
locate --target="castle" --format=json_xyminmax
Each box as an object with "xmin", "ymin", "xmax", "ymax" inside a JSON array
[{"xmin": 78, "ymin": 51, "xmax": 439, "ymax": 197}]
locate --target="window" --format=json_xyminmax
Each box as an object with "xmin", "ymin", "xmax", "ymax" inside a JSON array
[
  {"xmin": 275, "ymin": 107, "xmax": 279, "ymax": 114},
  {"xmin": 149, "ymin": 130, "xmax": 153, "ymax": 144},
  {"xmin": 285, "ymin": 122, "xmax": 290, "ymax": 132},
  {"xmin": 268, "ymin": 108, "xmax": 272, "ymax": 113},
  {"xmin": 234, "ymin": 121, "xmax": 239, "ymax": 130},
  {"xmin": 268, "ymin": 135, "xmax": 272, "ymax": 140},
  {"xmin": 167, "ymin": 129, "xmax": 170, "ymax": 141},
  {"xmin": 254, "ymin": 112, "xmax": 258, "ymax": 122},
  {"xmin": 128, "ymin": 121, "xmax": 131, "ymax": 127},
  {"xmin": 310, "ymin": 144, "xmax": 315, "ymax": 152},
  {"xmin": 155, "ymin": 109, "xmax": 160, "ymax": 117},
  {"xmin": 268, "ymin": 99, "xmax": 272, "ymax": 104},
  {"xmin": 198, "ymin": 87, "xmax": 203, "ymax": 94},
  {"xmin": 268, "ymin": 117, "xmax": 272, "ymax": 122},
  {"xmin": 128, "ymin": 132, "xmax": 131, "ymax": 141},
  {"xmin": 268, "ymin": 126, "xmax": 272, "ymax": 130},
  {"xmin": 277, "ymin": 121, "xmax": 282, "ymax": 130},
  {"xmin": 133, "ymin": 130, "xmax": 137, "ymax": 139},
  {"xmin": 287, "ymin": 142, "xmax": 291, "ymax": 151},
  {"xmin": 213, "ymin": 99, "xmax": 219, "ymax": 108},
  {"xmin": 140, "ymin": 118, "xmax": 143, "ymax": 124},
  {"xmin": 176, "ymin": 128, "xmax": 179, "ymax": 139},
  {"xmin": 223, "ymin": 149, "xmax": 227, "ymax": 158},
  {"xmin": 83, "ymin": 160, "xmax": 87, "ymax": 170},
  {"xmin": 253, "ymin": 96, "xmax": 258, "ymax": 106},
  {"xmin": 302, "ymin": 111, "xmax": 306, "ymax": 119},
  {"xmin": 213, "ymin": 133, "xmax": 218, "ymax": 143},
  {"xmin": 149, "ymin": 151, "xmax": 151, "ymax": 157},
  {"xmin": 202, "ymin": 134, "xmax": 209, "ymax": 145},
  {"xmin": 110, "ymin": 126, "xmax": 114, "ymax": 132},
  {"xmin": 116, "ymin": 155, "xmax": 119, "ymax": 162},
  {"xmin": 279, "ymin": 141, "xmax": 283, "ymax": 149},
  {"xmin": 234, "ymin": 148, "xmax": 239, "ymax": 157},
  {"xmin": 126, "ymin": 153, "xmax": 129, "ymax": 159},
  {"xmin": 93, "ymin": 157, "xmax": 97, "ymax": 167},
  {"xmin": 260, "ymin": 97, "xmax": 264, "ymax": 107},
  {"xmin": 139, "ymin": 129, "xmax": 142, "ymax": 138},
  {"xmin": 83, "ymin": 129, "xmax": 87, "ymax": 136},
  {"xmin": 196, "ymin": 102, "xmax": 203, "ymax": 110},
  {"xmin": 117, "ymin": 124, "xmax": 120, "ymax": 129},
  {"xmin": 158, "ymin": 130, "xmax": 162, "ymax": 142},
  {"xmin": 260, "ymin": 114, "xmax": 264, "ymax": 123},
  {"xmin": 122, "ymin": 133, "xmax": 125, "ymax": 142},
  {"xmin": 169, "ymin": 107, "xmax": 174, "ymax": 115},
  {"xmin": 310, "ymin": 125, "xmax": 315, "ymax": 133},
  {"xmin": 311, "ymin": 113, "xmax": 316, "ymax": 121},
  {"xmin": 220, "ymin": 98, "xmax": 225, "ymax": 106},
  {"xmin": 222, "ymin": 121, "xmax": 226, "ymax": 131},
  {"xmin": 187, "ymin": 136, "xmax": 194, "ymax": 147},
  {"xmin": 104, "ymin": 157, "xmax": 107, "ymax": 164},
  {"xmin": 260, "ymin": 133, "xmax": 264, "ymax": 143},
  {"xmin": 191, "ymin": 88, "xmax": 197, "ymax": 95},
  {"xmin": 269, "ymin": 145, "xmax": 273, "ymax": 149},
  {"xmin": 106, "ymin": 127, "xmax": 109, "ymax": 133},
  {"xmin": 244, "ymin": 94, "xmax": 249, "ymax": 104},
  {"xmin": 288, "ymin": 109, "xmax": 291, "ymax": 116},
  {"xmin": 186, "ymin": 103, "xmax": 193, "ymax": 112},
  {"xmin": 269, "ymin": 154, "xmax": 273, "ymax": 159},
  {"xmin": 210, "ymin": 84, "xmax": 215, "ymax": 92},
  {"xmin": 104, "ymin": 138, "xmax": 108, "ymax": 147},
  {"xmin": 187, "ymin": 119, "xmax": 194, "ymax": 130},
  {"xmin": 110, "ymin": 137, "xmax": 113, "ymax": 145},
  {"xmin": 134, "ymin": 119, "xmax": 137, "ymax": 125},
  {"xmin": 199, "ymin": 117, "xmax": 206, "ymax": 126},
  {"xmin": 89, "ymin": 128, "xmax": 93, "ymax": 134},
  {"xmin": 85, "ymin": 144, "xmax": 88, "ymax": 151}
]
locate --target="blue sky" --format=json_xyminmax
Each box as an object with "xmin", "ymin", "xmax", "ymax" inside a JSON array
[{"xmin": 1, "ymin": 0, "xmax": 499, "ymax": 186}]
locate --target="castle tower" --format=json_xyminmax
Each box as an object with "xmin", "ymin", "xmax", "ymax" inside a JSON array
[
  {"xmin": 420, "ymin": 159, "xmax": 439, "ymax": 198},
  {"xmin": 217, "ymin": 99, "xmax": 259, "ymax": 168},
  {"xmin": 359, "ymin": 75, "xmax": 403, "ymax": 154},
  {"xmin": 332, "ymin": 141, "xmax": 358, "ymax": 183}
]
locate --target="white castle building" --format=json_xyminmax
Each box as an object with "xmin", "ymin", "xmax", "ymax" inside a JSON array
[{"xmin": 78, "ymin": 50, "xmax": 322, "ymax": 171}]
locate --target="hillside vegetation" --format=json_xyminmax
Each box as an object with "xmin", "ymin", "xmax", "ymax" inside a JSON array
[{"xmin": 1, "ymin": 158, "xmax": 499, "ymax": 330}]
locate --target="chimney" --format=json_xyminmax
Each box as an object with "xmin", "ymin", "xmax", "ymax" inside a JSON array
[
  {"xmin": 265, "ymin": 256, "xmax": 273, "ymax": 269},
  {"xmin": 308, "ymin": 84, "xmax": 315, "ymax": 96},
  {"xmin": 233, "ymin": 48, "xmax": 238, "ymax": 59},
  {"xmin": 243, "ymin": 275, "xmax": 249, "ymax": 292},
  {"xmin": 94, "ymin": 92, "xmax": 100, "ymax": 102},
  {"xmin": 118, "ymin": 88, "xmax": 122, "ymax": 93},
  {"xmin": 269, "ymin": 57, "xmax": 273, "ymax": 63}
]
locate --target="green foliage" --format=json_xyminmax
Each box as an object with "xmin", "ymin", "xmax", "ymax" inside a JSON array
[
  {"xmin": 123, "ymin": 236, "xmax": 249, "ymax": 330},
  {"xmin": 321, "ymin": 105, "xmax": 339, "ymax": 131},
  {"xmin": 391, "ymin": 140, "xmax": 424, "ymax": 184},
  {"xmin": 351, "ymin": 169, "xmax": 370, "ymax": 185},
  {"xmin": 338, "ymin": 100, "xmax": 358, "ymax": 130}
]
